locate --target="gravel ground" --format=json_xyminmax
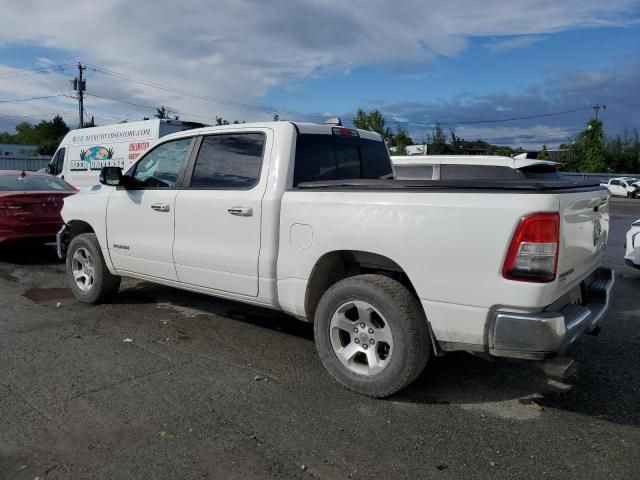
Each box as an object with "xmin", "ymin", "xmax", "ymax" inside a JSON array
[{"xmin": 0, "ymin": 196, "xmax": 638, "ymax": 479}]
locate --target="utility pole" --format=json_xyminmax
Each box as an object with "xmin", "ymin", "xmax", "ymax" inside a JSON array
[
  {"xmin": 73, "ymin": 62, "xmax": 86, "ymax": 128},
  {"xmin": 588, "ymin": 103, "xmax": 606, "ymax": 120}
]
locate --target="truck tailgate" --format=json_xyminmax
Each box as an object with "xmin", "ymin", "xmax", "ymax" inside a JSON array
[{"xmin": 556, "ymin": 188, "xmax": 609, "ymax": 290}]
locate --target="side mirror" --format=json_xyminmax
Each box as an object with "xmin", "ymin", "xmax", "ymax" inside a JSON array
[
  {"xmin": 99, "ymin": 166, "xmax": 124, "ymax": 186},
  {"xmin": 46, "ymin": 163, "xmax": 54, "ymax": 175}
]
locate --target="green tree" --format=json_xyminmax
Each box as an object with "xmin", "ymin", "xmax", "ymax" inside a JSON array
[
  {"xmin": 0, "ymin": 115, "xmax": 70, "ymax": 155},
  {"xmin": 491, "ymin": 146, "xmax": 515, "ymax": 156},
  {"xmin": 537, "ymin": 144, "xmax": 550, "ymax": 160},
  {"xmin": 575, "ymin": 118, "xmax": 606, "ymax": 172},
  {"xmin": 393, "ymin": 126, "xmax": 414, "ymax": 155},
  {"xmin": 426, "ymin": 123, "xmax": 448, "ymax": 154},
  {"xmin": 155, "ymin": 106, "xmax": 167, "ymax": 119},
  {"xmin": 352, "ymin": 108, "xmax": 394, "ymax": 143}
]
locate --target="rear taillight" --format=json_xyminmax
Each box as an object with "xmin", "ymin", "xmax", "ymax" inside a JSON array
[{"xmin": 502, "ymin": 212, "xmax": 559, "ymax": 283}]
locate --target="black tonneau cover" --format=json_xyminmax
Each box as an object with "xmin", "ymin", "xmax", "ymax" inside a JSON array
[{"xmin": 295, "ymin": 178, "xmax": 606, "ymax": 193}]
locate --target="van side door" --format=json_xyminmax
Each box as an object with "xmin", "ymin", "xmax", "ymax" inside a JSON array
[{"xmin": 172, "ymin": 130, "xmax": 271, "ymax": 297}]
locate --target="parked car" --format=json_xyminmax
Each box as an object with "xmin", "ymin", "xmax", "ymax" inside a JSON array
[
  {"xmin": 57, "ymin": 120, "xmax": 613, "ymax": 397},
  {"xmin": 46, "ymin": 118, "xmax": 205, "ymax": 190},
  {"xmin": 391, "ymin": 155, "xmax": 563, "ymax": 181},
  {"xmin": 624, "ymin": 219, "xmax": 640, "ymax": 268},
  {"xmin": 0, "ymin": 170, "xmax": 76, "ymax": 244},
  {"xmin": 600, "ymin": 177, "xmax": 640, "ymax": 198}
]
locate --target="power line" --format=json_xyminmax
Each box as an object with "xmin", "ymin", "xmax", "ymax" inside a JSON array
[
  {"xmin": 86, "ymin": 92, "xmax": 237, "ymax": 123},
  {"xmin": 476, "ymin": 131, "xmax": 580, "ymax": 142},
  {"xmin": 85, "ymin": 63, "xmax": 323, "ymax": 121},
  {"xmin": 436, "ymin": 107, "xmax": 590, "ymax": 125},
  {"xmin": 86, "ymin": 92, "xmax": 162, "ymax": 111},
  {"xmin": 0, "ymin": 111, "xmax": 75, "ymax": 119},
  {"xmin": 344, "ymin": 106, "xmax": 591, "ymax": 128},
  {"xmin": 0, "ymin": 63, "xmax": 76, "ymax": 80},
  {"xmin": 0, "ymin": 94, "xmax": 70, "ymax": 104}
]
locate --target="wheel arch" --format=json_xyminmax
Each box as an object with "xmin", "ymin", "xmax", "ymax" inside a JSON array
[
  {"xmin": 304, "ymin": 250, "xmax": 419, "ymax": 322},
  {"xmin": 60, "ymin": 220, "xmax": 96, "ymax": 258}
]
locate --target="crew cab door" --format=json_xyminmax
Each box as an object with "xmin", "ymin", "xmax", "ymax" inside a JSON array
[
  {"xmin": 172, "ymin": 131, "xmax": 270, "ymax": 296},
  {"xmin": 106, "ymin": 137, "xmax": 194, "ymax": 280}
]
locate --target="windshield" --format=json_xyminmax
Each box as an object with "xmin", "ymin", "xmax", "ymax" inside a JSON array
[{"xmin": 0, "ymin": 174, "xmax": 74, "ymax": 191}]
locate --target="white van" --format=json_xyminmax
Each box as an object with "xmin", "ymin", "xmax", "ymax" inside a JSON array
[{"xmin": 47, "ymin": 119, "xmax": 204, "ymax": 189}]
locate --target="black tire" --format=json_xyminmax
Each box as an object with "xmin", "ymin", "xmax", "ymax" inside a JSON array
[
  {"xmin": 66, "ymin": 233, "xmax": 121, "ymax": 304},
  {"xmin": 314, "ymin": 274, "xmax": 430, "ymax": 398}
]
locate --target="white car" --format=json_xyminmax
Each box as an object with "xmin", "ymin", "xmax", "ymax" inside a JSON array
[
  {"xmin": 600, "ymin": 177, "xmax": 639, "ymax": 198},
  {"xmin": 625, "ymin": 219, "xmax": 640, "ymax": 267},
  {"xmin": 391, "ymin": 155, "xmax": 563, "ymax": 181},
  {"xmin": 57, "ymin": 120, "xmax": 613, "ymax": 397}
]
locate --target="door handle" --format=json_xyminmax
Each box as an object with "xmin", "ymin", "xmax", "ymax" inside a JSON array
[
  {"xmin": 227, "ymin": 207, "xmax": 253, "ymax": 217},
  {"xmin": 151, "ymin": 203, "xmax": 170, "ymax": 212}
]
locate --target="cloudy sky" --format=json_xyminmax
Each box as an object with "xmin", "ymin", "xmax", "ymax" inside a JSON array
[{"xmin": 0, "ymin": 0, "xmax": 639, "ymax": 148}]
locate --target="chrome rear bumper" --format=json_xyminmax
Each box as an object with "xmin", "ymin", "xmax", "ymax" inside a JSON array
[{"xmin": 489, "ymin": 267, "xmax": 614, "ymax": 360}]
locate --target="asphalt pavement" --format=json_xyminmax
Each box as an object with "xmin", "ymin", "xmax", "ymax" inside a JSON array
[{"xmin": 0, "ymin": 197, "xmax": 638, "ymax": 479}]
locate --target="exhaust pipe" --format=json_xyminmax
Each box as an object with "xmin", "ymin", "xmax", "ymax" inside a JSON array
[{"xmin": 535, "ymin": 356, "xmax": 577, "ymax": 382}]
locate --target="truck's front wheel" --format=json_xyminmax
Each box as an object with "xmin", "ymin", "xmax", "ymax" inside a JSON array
[
  {"xmin": 314, "ymin": 274, "xmax": 430, "ymax": 397},
  {"xmin": 66, "ymin": 233, "xmax": 121, "ymax": 304}
]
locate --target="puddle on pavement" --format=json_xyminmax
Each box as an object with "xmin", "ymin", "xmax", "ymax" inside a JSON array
[{"xmin": 24, "ymin": 287, "xmax": 75, "ymax": 303}]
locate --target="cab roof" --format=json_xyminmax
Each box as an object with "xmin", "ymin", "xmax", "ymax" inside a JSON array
[{"xmin": 156, "ymin": 121, "xmax": 384, "ymax": 143}]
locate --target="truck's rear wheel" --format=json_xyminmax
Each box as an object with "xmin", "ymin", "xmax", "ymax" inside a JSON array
[
  {"xmin": 66, "ymin": 233, "xmax": 121, "ymax": 304},
  {"xmin": 314, "ymin": 274, "xmax": 430, "ymax": 397}
]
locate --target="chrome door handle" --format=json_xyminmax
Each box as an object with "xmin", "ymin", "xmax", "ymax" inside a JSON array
[
  {"xmin": 227, "ymin": 207, "xmax": 253, "ymax": 217},
  {"xmin": 151, "ymin": 203, "xmax": 170, "ymax": 212}
]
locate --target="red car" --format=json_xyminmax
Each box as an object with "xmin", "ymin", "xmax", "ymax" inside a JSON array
[{"xmin": 0, "ymin": 170, "xmax": 77, "ymax": 244}]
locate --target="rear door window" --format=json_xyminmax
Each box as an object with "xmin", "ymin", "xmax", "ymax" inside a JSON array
[{"xmin": 189, "ymin": 133, "xmax": 265, "ymax": 189}]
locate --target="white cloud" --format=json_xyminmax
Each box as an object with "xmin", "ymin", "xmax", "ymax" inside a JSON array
[
  {"xmin": 0, "ymin": 0, "xmax": 638, "ymax": 126},
  {"xmin": 485, "ymin": 35, "xmax": 546, "ymax": 54}
]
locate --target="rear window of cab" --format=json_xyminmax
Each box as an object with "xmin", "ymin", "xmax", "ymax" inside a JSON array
[{"xmin": 293, "ymin": 134, "xmax": 392, "ymax": 186}]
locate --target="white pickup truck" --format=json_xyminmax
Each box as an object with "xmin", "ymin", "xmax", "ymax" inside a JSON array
[
  {"xmin": 57, "ymin": 121, "xmax": 614, "ymax": 397},
  {"xmin": 600, "ymin": 177, "xmax": 639, "ymax": 198}
]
